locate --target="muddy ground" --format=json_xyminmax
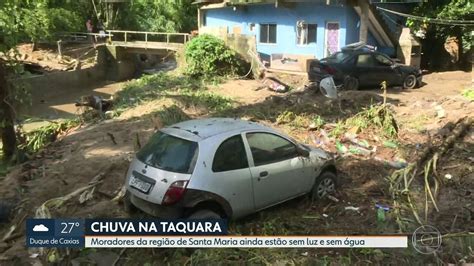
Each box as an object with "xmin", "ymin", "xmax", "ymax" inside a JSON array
[{"xmin": 0, "ymin": 70, "xmax": 473, "ymax": 264}]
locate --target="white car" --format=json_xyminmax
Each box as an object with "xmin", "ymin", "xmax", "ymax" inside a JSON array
[{"xmin": 124, "ymin": 118, "xmax": 338, "ymax": 219}]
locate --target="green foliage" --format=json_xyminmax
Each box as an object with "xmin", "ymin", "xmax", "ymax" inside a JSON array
[
  {"xmin": 408, "ymin": 0, "xmax": 473, "ymax": 51},
  {"xmin": 462, "ymin": 89, "xmax": 474, "ymax": 101},
  {"xmin": 346, "ymin": 105, "xmax": 398, "ymax": 138},
  {"xmin": 114, "ymin": 73, "xmax": 233, "ymax": 114},
  {"xmin": 19, "ymin": 119, "xmax": 80, "ymax": 154},
  {"xmin": 276, "ymin": 111, "xmax": 326, "ymax": 129},
  {"xmin": 330, "ymin": 120, "xmax": 345, "ymax": 138},
  {"xmin": 312, "ymin": 115, "xmax": 325, "ymax": 129},
  {"xmin": 185, "ymin": 34, "xmax": 244, "ymax": 78},
  {"xmin": 115, "ymin": 73, "xmax": 202, "ymax": 111},
  {"xmin": 0, "ymin": 1, "xmax": 86, "ymax": 48},
  {"xmin": 176, "ymin": 89, "xmax": 234, "ymax": 112},
  {"xmin": 120, "ymin": 0, "xmax": 197, "ymax": 32},
  {"xmin": 329, "ymin": 105, "xmax": 398, "ymax": 139}
]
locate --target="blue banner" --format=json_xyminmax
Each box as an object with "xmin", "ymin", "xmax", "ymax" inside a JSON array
[{"xmin": 26, "ymin": 218, "xmax": 228, "ymax": 248}]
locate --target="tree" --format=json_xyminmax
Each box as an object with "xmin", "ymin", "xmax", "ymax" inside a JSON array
[
  {"xmin": 0, "ymin": 0, "xmax": 89, "ymax": 160},
  {"xmin": 115, "ymin": 0, "xmax": 197, "ymax": 32},
  {"xmin": 0, "ymin": 1, "xmax": 20, "ymax": 159},
  {"xmin": 0, "ymin": 0, "xmax": 197, "ymax": 160},
  {"xmin": 407, "ymin": 0, "xmax": 473, "ymax": 70}
]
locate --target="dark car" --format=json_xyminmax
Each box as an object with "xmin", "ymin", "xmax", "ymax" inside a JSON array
[{"xmin": 308, "ymin": 49, "xmax": 422, "ymax": 90}]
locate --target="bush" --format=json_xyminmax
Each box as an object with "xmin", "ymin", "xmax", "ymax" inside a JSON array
[{"xmin": 184, "ymin": 34, "xmax": 244, "ymax": 78}]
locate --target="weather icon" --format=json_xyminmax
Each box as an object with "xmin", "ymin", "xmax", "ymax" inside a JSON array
[{"xmin": 33, "ymin": 224, "xmax": 49, "ymax": 232}]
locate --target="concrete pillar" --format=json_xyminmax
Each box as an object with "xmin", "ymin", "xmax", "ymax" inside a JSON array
[
  {"xmin": 358, "ymin": 0, "xmax": 369, "ymax": 44},
  {"xmin": 198, "ymin": 8, "xmax": 202, "ymax": 29}
]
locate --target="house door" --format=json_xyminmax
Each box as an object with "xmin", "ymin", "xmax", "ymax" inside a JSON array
[{"xmin": 325, "ymin": 22, "xmax": 340, "ymax": 57}]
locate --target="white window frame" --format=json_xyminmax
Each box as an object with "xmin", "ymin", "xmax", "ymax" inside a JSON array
[
  {"xmin": 296, "ymin": 23, "xmax": 317, "ymax": 45},
  {"xmin": 259, "ymin": 23, "xmax": 277, "ymax": 44}
]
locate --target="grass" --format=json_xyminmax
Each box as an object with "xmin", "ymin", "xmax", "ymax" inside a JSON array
[
  {"xmin": 329, "ymin": 120, "xmax": 345, "ymax": 138},
  {"xmin": 329, "ymin": 104, "xmax": 398, "ymax": 139},
  {"xmin": 114, "ymin": 72, "xmax": 205, "ymax": 112},
  {"xmin": 169, "ymin": 89, "xmax": 234, "ymax": 113},
  {"xmin": 403, "ymin": 114, "xmax": 429, "ymax": 133},
  {"xmin": 461, "ymin": 89, "xmax": 474, "ymax": 101},
  {"xmin": 19, "ymin": 119, "xmax": 80, "ymax": 154},
  {"xmin": 276, "ymin": 111, "xmax": 326, "ymax": 129},
  {"xmin": 113, "ymin": 73, "xmax": 232, "ymax": 116}
]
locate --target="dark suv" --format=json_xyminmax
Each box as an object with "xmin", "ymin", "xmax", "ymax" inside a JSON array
[{"xmin": 308, "ymin": 49, "xmax": 422, "ymax": 90}]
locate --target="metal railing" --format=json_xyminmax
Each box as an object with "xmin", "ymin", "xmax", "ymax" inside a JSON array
[
  {"xmin": 56, "ymin": 30, "xmax": 191, "ymax": 50},
  {"xmin": 105, "ymin": 30, "xmax": 191, "ymax": 45}
]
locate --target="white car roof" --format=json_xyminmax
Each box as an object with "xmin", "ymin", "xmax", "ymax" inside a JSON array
[{"xmin": 165, "ymin": 118, "xmax": 270, "ymax": 141}]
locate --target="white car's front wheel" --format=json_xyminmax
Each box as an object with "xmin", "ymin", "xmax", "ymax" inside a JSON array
[{"xmin": 311, "ymin": 171, "xmax": 337, "ymax": 200}]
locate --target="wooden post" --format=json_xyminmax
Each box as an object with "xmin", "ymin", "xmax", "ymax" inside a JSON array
[
  {"xmin": 57, "ymin": 40, "xmax": 63, "ymax": 59},
  {"xmin": 166, "ymin": 34, "xmax": 170, "ymax": 44},
  {"xmin": 124, "ymin": 32, "xmax": 127, "ymax": 43}
]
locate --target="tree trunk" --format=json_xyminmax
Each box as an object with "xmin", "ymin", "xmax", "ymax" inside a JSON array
[{"xmin": 0, "ymin": 61, "xmax": 16, "ymax": 159}]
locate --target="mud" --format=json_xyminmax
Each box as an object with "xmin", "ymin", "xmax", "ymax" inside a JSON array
[{"xmin": 0, "ymin": 70, "xmax": 472, "ymax": 264}]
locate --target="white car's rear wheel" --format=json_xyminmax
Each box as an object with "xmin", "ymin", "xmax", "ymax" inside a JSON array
[
  {"xmin": 188, "ymin": 209, "xmax": 222, "ymax": 219},
  {"xmin": 123, "ymin": 192, "xmax": 138, "ymax": 215},
  {"xmin": 312, "ymin": 171, "xmax": 337, "ymax": 200}
]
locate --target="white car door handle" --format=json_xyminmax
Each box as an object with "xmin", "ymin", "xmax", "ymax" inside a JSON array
[{"xmin": 257, "ymin": 171, "xmax": 269, "ymax": 181}]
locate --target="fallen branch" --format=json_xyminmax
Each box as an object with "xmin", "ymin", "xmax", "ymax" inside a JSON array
[
  {"xmin": 35, "ymin": 172, "xmax": 106, "ymax": 218},
  {"xmin": 111, "ymin": 185, "xmax": 126, "ymax": 203},
  {"xmin": 388, "ymin": 116, "xmax": 472, "ymax": 229}
]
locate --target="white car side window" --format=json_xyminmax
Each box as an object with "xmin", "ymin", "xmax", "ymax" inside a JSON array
[{"xmin": 247, "ymin": 133, "xmax": 298, "ymax": 166}]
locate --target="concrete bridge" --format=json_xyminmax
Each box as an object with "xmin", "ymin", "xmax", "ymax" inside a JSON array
[
  {"xmin": 104, "ymin": 30, "xmax": 191, "ymax": 53},
  {"xmin": 60, "ymin": 30, "xmax": 191, "ymax": 54},
  {"xmin": 58, "ymin": 30, "xmax": 191, "ymax": 80}
]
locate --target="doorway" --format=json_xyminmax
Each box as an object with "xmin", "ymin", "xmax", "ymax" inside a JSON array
[{"xmin": 325, "ymin": 21, "xmax": 340, "ymax": 57}]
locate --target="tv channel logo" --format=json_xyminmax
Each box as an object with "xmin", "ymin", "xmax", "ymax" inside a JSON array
[{"xmin": 411, "ymin": 225, "xmax": 442, "ymax": 254}]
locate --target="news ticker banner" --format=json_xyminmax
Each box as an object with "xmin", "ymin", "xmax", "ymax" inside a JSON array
[{"xmin": 26, "ymin": 219, "xmax": 408, "ymax": 249}]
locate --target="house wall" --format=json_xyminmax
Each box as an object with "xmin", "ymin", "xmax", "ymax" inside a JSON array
[
  {"xmin": 345, "ymin": 7, "xmax": 381, "ymax": 50},
  {"xmin": 203, "ymin": 2, "xmax": 353, "ymax": 60}
]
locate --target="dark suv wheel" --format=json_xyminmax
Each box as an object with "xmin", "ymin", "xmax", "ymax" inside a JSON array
[
  {"xmin": 403, "ymin": 74, "xmax": 417, "ymax": 89},
  {"xmin": 344, "ymin": 76, "xmax": 359, "ymax": 90}
]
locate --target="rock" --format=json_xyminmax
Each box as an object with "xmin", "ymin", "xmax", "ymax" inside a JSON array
[{"xmin": 435, "ymin": 105, "xmax": 445, "ymax": 118}]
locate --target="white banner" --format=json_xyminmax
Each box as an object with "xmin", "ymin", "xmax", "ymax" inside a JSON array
[{"xmin": 85, "ymin": 236, "xmax": 407, "ymax": 248}]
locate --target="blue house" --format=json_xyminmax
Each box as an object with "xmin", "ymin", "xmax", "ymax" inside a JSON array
[{"xmin": 196, "ymin": 0, "xmax": 416, "ymax": 71}]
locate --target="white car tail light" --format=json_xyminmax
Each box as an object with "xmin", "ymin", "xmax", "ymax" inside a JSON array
[{"xmin": 162, "ymin": 180, "xmax": 188, "ymax": 205}]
